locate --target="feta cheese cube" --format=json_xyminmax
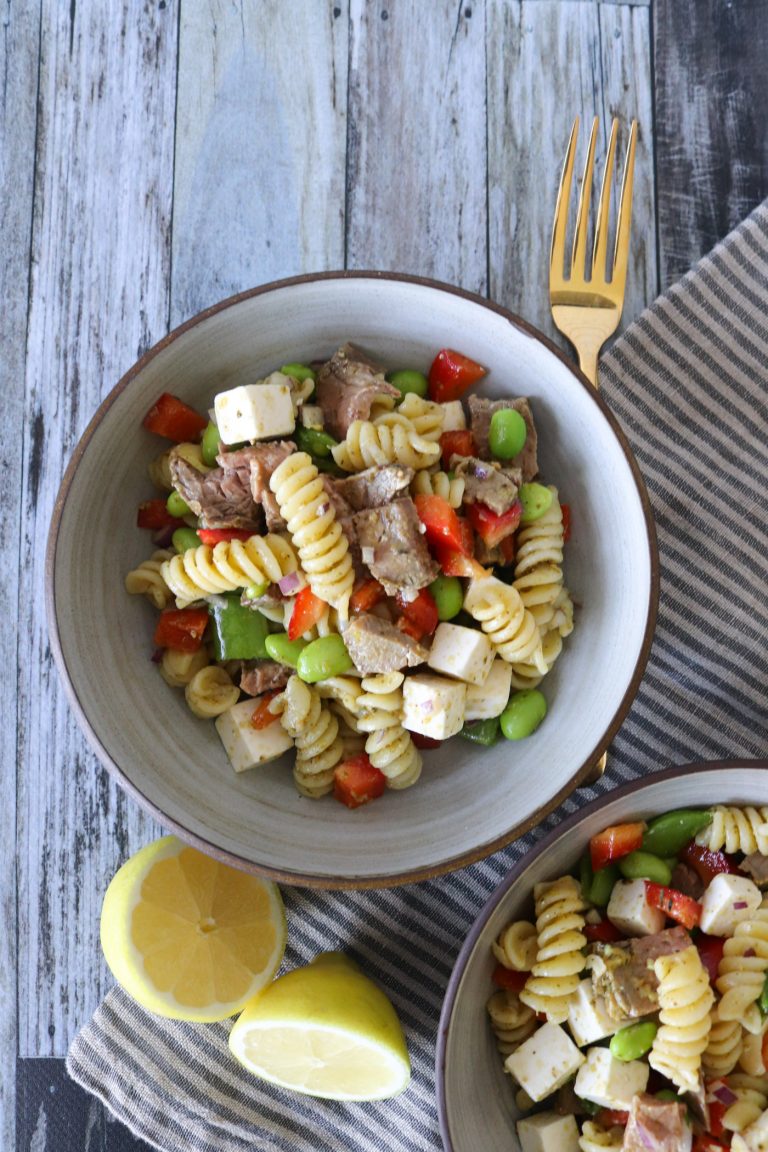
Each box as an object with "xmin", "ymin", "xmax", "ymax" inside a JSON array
[
  {"xmin": 504, "ymin": 1022, "xmax": 585, "ymax": 1103},
  {"xmin": 426, "ymin": 623, "xmax": 495, "ymax": 686},
  {"xmin": 215, "ymin": 699, "xmax": 293, "ymax": 773},
  {"xmin": 607, "ymin": 878, "xmax": 666, "ymax": 936},
  {"xmin": 464, "ymin": 658, "xmax": 513, "ymax": 720},
  {"xmin": 567, "ymin": 979, "xmax": 632, "ymax": 1047},
  {"xmin": 574, "ymin": 1046, "xmax": 649, "ymax": 1110},
  {"xmin": 440, "ymin": 400, "xmax": 467, "ymax": 431},
  {"xmin": 517, "ymin": 1112, "xmax": 581, "ymax": 1152},
  {"xmin": 401, "ymin": 674, "xmax": 467, "ymax": 740},
  {"xmin": 699, "ymin": 874, "xmax": 762, "ymax": 937},
  {"xmin": 214, "ymin": 373, "xmax": 295, "ymax": 444}
]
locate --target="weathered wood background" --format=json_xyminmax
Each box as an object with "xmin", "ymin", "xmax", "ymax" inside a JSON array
[{"xmin": 4, "ymin": 0, "xmax": 768, "ymax": 1147}]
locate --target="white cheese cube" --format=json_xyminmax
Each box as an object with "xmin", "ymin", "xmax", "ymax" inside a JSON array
[
  {"xmin": 300, "ymin": 403, "xmax": 324, "ymax": 429},
  {"xmin": 440, "ymin": 400, "xmax": 467, "ymax": 431},
  {"xmin": 574, "ymin": 1046, "xmax": 649, "ymax": 1110},
  {"xmin": 607, "ymin": 878, "xmax": 666, "ymax": 936},
  {"xmin": 215, "ymin": 699, "xmax": 293, "ymax": 773},
  {"xmin": 214, "ymin": 373, "xmax": 295, "ymax": 444},
  {"xmin": 464, "ymin": 658, "xmax": 513, "ymax": 720},
  {"xmin": 401, "ymin": 674, "xmax": 467, "ymax": 740},
  {"xmin": 699, "ymin": 874, "xmax": 762, "ymax": 937},
  {"xmin": 426, "ymin": 623, "xmax": 495, "ymax": 686},
  {"xmin": 567, "ymin": 979, "xmax": 632, "ymax": 1047},
  {"xmin": 517, "ymin": 1112, "xmax": 580, "ymax": 1152},
  {"xmin": 504, "ymin": 1022, "xmax": 585, "ymax": 1103}
]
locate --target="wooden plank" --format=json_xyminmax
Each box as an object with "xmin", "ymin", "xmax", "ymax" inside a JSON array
[
  {"xmin": 172, "ymin": 0, "xmax": 348, "ymax": 327},
  {"xmin": 487, "ymin": 0, "xmax": 656, "ymax": 344},
  {"xmin": 18, "ymin": 1, "xmax": 177, "ymax": 1057},
  {"xmin": 654, "ymin": 0, "xmax": 768, "ymax": 288},
  {"xmin": 345, "ymin": 0, "xmax": 487, "ymax": 294},
  {"xmin": 1, "ymin": 0, "xmax": 42, "ymax": 1135}
]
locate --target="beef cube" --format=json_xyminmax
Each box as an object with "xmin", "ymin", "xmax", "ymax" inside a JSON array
[
  {"xmin": 588, "ymin": 927, "xmax": 690, "ymax": 1019},
  {"xmin": 169, "ymin": 452, "xmax": 263, "ymax": 532},
  {"xmin": 467, "ymin": 395, "xmax": 538, "ymax": 479},
  {"xmin": 623, "ymin": 1094, "xmax": 690, "ymax": 1152},
  {"xmin": 670, "ymin": 862, "xmax": 706, "ymax": 900},
  {"xmin": 239, "ymin": 660, "xmax": 291, "ymax": 697},
  {"xmin": 343, "ymin": 613, "xmax": 428, "ymax": 674},
  {"xmin": 452, "ymin": 455, "xmax": 520, "ymax": 514},
  {"xmin": 217, "ymin": 439, "xmax": 295, "ymax": 532},
  {"xmin": 351, "ymin": 498, "xmax": 439, "ymax": 596},
  {"xmin": 334, "ymin": 464, "xmax": 414, "ymax": 510},
  {"xmin": 315, "ymin": 343, "xmax": 400, "ymax": 439},
  {"xmin": 740, "ymin": 853, "xmax": 768, "ymax": 887}
]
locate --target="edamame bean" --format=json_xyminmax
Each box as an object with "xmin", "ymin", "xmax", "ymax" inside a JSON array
[
  {"xmin": 265, "ymin": 632, "xmax": 309, "ymax": 669},
  {"xmin": 499, "ymin": 689, "xmax": 547, "ymax": 740},
  {"xmin": 618, "ymin": 850, "xmax": 672, "ymax": 886},
  {"xmin": 641, "ymin": 809, "xmax": 713, "ymax": 857},
  {"xmin": 610, "ymin": 1021, "xmax": 658, "ymax": 1062},
  {"xmin": 460, "ymin": 717, "xmax": 499, "ymax": 746},
  {"xmin": 242, "ymin": 582, "xmax": 269, "ymax": 601},
  {"xmin": 172, "ymin": 527, "xmax": 200, "ymax": 552},
  {"xmin": 280, "ymin": 362, "xmax": 316, "ymax": 385},
  {"xmin": 386, "ymin": 369, "xmax": 429, "ymax": 399},
  {"xmin": 166, "ymin": 489, "xmax": 191, "ymax": 517},
  {"xmin": 519, "ymin": 483, "xmax": 554, "ymax": 523},
  {"xmin": 589, "ymin": 863, "xmax": 620, "ymax": 907},
  {"xmin": 201, "ymin": 421, "xmax": 220, "ymax": 467},
  {"xmin": 429, "ymin": 575, "xmax": 464, "ymax": 620},
  {"xmin": 296, "ymin": 634, "xmax": 353, "ymax": 683},
  {"xmin": 295, "ymin": 425, "xmax": 338, "ymax": 459},
  {"xmin": 489, "ymin": 408, "xmax": 527, "ymax": 459}
]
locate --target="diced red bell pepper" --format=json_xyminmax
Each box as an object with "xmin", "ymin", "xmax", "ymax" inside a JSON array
[
  {"xmin": 561, "ymin": 503, "xmax": 571, "ymax": 542},
  {"xmin": 411, "ymin": 732, "xmax": 442, "ymax": 750},
  {"xmin": 681, "ymin": 841, "xmax": 739, "ymax": 886},
  {"xmin": 395, "ymin": 588, "xmax": 439, "ymax": 640},
  {"xmin": 333, "ymin": 754, "xmax": 387, "ymax": 809},
  {"xmin": 645, "ymin": 881, "xmax": 702, "ymax": 929},
  {"xmin": 706, "ymin": 1098, "xmax": 727, "ymax": 1139},
  {"xmin": 288, "ymin": 586, "xmax": 327, "ymax": 641},
  {"xmin": 439, "ymin": 429, "xmax": 476, "ymax": 468},
  {"xmin": 696, "ymin": 934, "xmax": 725, "ymax": 985},
  {"xmin": 491, "ymin": 965, "xmax": 528, "ymax": 991},
  {"xmin": 350, "ymin": 578, "xmax": 386, "ymax": 615},
  {"xmin": 413, "ymin": 493, "xmax": 466, "ymax": 553},
  {"xmin": 142, "ymin": 393, "xmax": 208, "ymax": 442},
  {"xmin": 250, "ymin": 691, "xmax": 281, "ymax": 730},
  {"xmin": 583, "ymin": 920, "xmax": 624, "ymax": 944},
  {"xmin": 589, "ymin": 822, "xmax": 646, "ymax": 872},
  {"xmin": 595, "ymin": 1109, "xmax": 629, "ymax": 1128},
  {"xmin": 434, "ymin": 544, "xmax": 489, "ymax": 579},
  {"xmin": 466, "ymin": 500, "xmax": 522, "ymax": 548},
  {"xmin": 693, "ymin": 1136, "xmax": 729, "ymax": 1152},
  {"xmin": 136, "ymin": 499, "xmax": 186, "ymax": 531},
  {"xmin": 498, "ymin": 535, "xmax": 516, "ymax": 566},
  {"xmin": 762, "ymin": 1030, "xmax": 768, "ymax": 1069},
  {"xmin": 197, "ymin": 528, "xmax": 254, "ymax": 545},
  {"xmin": 427, "ymin": 349, "xmax": 487, "ymax": 403},
  {"xmin": 153, "ymin": 607, "xmax": 209, "ymax": 652}
]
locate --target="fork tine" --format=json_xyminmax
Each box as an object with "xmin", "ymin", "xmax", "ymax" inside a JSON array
[
  {"xmin": 572, "ymin": 117, "xmax": 598, "ymax": 278},
  {"xmin": 592, "ymin": 119, "xmax": 618, "ymax": 283},
  {"xmin": 612, "ymin": 119, "xmax": 637, "ymax": 290},
  {"xmin": 550, "ymin": 117, "xmax": 579, "ymax": 285}
]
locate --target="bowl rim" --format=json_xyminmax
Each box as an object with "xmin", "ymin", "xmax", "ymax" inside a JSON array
[
  {"xmin": 45, "ymin": 269, "xmax": 660, "ymax": 889},
  {"xmin": 435, "ymin": 757, "xmax": 768, "ymax": 1151}
]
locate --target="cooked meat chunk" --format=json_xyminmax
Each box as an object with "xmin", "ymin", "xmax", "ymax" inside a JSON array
[
  {"xmin": 623, "ymin": 1094, "xmax": 689, "ymax": 1152},
  {"xmin": 215, "ymin": 440, "xmax": 296, "ymax": 532},
  {"xmin": 334, "ymin": 464, "xmax": 414, "ymax": 510},
  {"xmin": 351, "ymin": 498, "xmax": 439, "ymax": 596},
  {"xmin": 315, "ymin": 343, "xmax": 400, "ymax": 439},
  {"xmin": 588, "ymin": 926, "xmax": 690, "ymax": 1019},
  {"xmin": 740, "ymin": 852, "xmax": 768, "ymax": 886},
  {"xmin": 467, "ymin": 395, "xmax": 538, "ymax": 480},
  {"xmin": 452, "ymin": 455, "xmax": 520, "ymax": 514},
  {"xmin": 670, "ymin": 861, "xmax": 706, "ymax": 900},
  {"xmin": 239, "ymin": 660, "xmax": 291, "ymax": 697},
  {"xmin": 169, "ymin": 452, "xmax": 263, "ymax": 532},
  {"xmin": 343, "ymin": 613, "xmax": 428, "ymax": 674},
  {"xmin": 320, "ymin": 474, "xmax": 354, "ymax": 520}
]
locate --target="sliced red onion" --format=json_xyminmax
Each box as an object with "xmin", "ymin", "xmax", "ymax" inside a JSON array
[
  {"xmin": 472, "ymin": 463, "xmax": 491, "ymax": 479},
  {"xmin": 152, "ymin": 524, "xmax": 176, "ymax": 548},
  {"xmin": 278, "ymin": 571, "xmax": 302, "ymax": 596},
  {"xmin": 744, "ymin": 947, "xmax": 756, "ymax": 957},
  {"xmin": 734, "ymin": 901, "xmax": 749, "ymax": 910},
  {"xmin": 361, "ymin": 546, "xmax": 375, "ymax": 565},
  {"xmin": 713, "ymin": 1083, "xmax": 738, "ymax": 1106},
  {"xmin": 151, "ymin": 647, "xmax": 164, "ymax": 664},
  {"xmin": 316, "ymin": 502, "xmax": 330, "ymax": 517},
  {"xmin": 635, "ymin": 1122, "xmax": 655, "ymax": 1150}
]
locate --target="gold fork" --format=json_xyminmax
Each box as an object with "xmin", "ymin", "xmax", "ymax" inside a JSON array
[{"xmin": 550, "ymin": 116, "xmax": 637, "ymax": 782}]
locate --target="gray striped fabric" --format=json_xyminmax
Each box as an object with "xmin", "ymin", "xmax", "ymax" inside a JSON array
[{"xmin": 67, "ymin": 200, "xmax": 768, "ymax": 1151}]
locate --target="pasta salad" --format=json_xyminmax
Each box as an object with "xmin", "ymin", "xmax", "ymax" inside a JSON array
[
  {"xmin": 488, "ymin": 805, "xmax": 768, "ymax": 1152},
  {"xmin": 125, "ymin": 343, "xmax": 575, "ymax": 806}
]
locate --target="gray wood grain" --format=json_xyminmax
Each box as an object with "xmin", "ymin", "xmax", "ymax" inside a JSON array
[{"xmin": 18, "ymin": 0, "xmax": 177, "ymax": 1057}]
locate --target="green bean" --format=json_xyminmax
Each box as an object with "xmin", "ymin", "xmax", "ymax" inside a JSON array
[
  {"xmin": 429, "ymin": 576, "xmax": 464, "ymax": 621},
  {"xmin": 519, "ymin": 483, "xmax": 554, "ymax": 524},
  {"xmin": 499, "ymin": 690, "xmax": 547, "ymax": 740},
  {"xmin": 280, "ymin": 362, "xmax": 316, "ymax": 385},
  {"xmin": 589, "ymin": 863, "xmax": 620, "ymax": 907},
  {"xmin": 579, "ymin": 852, "xmax": 594, "ymax": 898},
  {"xmin": 265, "ymin": 632, "xmax": 309, "ymax": 670},
  {"xmin": 172, "ymin": 527, "xmax": 200, "ymax": 553},
  {"xmin": 296, "ymin": 635, "xmax": 353, "ymax": 683},
  {"xmin": 166, "ymin": 490, "xmax": 191, "ymax": 518},
  {"xmin": 386, "ymin": 369, "xmax": 428, "ymax": 399},
  {"xmin": 610, "ymin": 1021, "xmax": 658, "ymax": 1062},
  {"xmin": 201, "ymin": 421, "xmax": 221, "ymax": 467},
  {"xmin": 641, "ymin": 809, "xmax": 713, "ymax": 857},
  {"xmin": 460, "ymin": 717, "xmax": 499, "ymax": 746},
  {"xmin": 489, "ymin": 408, "xmax": 527, "ymax": 460},
  {"xmin": 295, "ymin": 425, "xmax": 338, "ymax": 459},
  {"xmin": 618, "ymin": 850, "xmax": 672, "ymax": 886}
]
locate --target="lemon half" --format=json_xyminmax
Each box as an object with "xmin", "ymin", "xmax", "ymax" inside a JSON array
[
  {"xmin": 100, "ymin": 835, "xmax": 286, "ymax": 1022},
  {"xmin": 229, "ymin": 952, "xmax": 411, "ymax": 1100}
]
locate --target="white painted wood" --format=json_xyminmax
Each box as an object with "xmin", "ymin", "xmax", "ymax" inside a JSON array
[
  {"xmin": 346, "ymin": 0, "xmax": 488, "ymax": 294},
  {"xmin": 172, "ymin": 0, "xmax": 348, "ymax": 327},
  {"xmin": 18, "ymin": 0, "xmax": 177, "ymax": 1057}
]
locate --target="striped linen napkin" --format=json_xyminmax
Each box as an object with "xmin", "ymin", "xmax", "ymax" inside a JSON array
[{"xmin": 67, "ymin": 200, "xmax": 768, "ymax": 1152}]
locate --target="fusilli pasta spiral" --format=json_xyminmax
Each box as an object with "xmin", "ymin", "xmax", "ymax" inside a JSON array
[
  {"xmin": 464, "ymin": 576, "xmax": 545, "ymax": 669},
  {"xmin": 703, "ymin": 1004, "xmax": 744, "ymax": 1077},
  {"xmin": 356, "ymin": 672, "xmax": 422, "ymax": 790},
  {"xmin": 271, "ymin": 675, "xmax": 344, "ymax": 798},
  {"xmin": 513, "ymin": 489, "xmax": 573, "ymax": 644},
  {"xmin": 578, "ymin": 1120, "xmax": 624, "ymax": 1152},
  {"xmin": 716, "ymin": 897, "xmax": 768, "ymax": 1034},
  {"xmin": 740, "ymin": 1023, "xmax": 768, "ymax": 1076},
  {"xmin": 724, "ymin": 1074, "xmax": 768, "ymax": 1133},
  {"xmin": 332, "ymin": 414, "xmax": 440, "ymax": 472},
  {"xmin": 410, "ymin": 468, "xmax": 465, "ymax": 508},
  {"xmin": 184, "ymin": 666, "xmax": 240, "ymax": 719},
  {"xmin": 125, "ymin": 550, "xmax": 174, "ymax": 610},
  {"xmin": 159, "ymin": 645, "xmax": 210, "ymax": 688},
  {"xmin": 491, "ymin": 921, "xmax": 538, "ymax": 971},
  {"xmin": 519, "ymin": 876, "xmax": 587, "ymax": 1023},
  {"xmin": 396, "ymin": 392, "xmax": 445, "ymax": 441},
  {"xmin": 486, "ymin": 989, "xmax": 536, "ymax": 1056},
  {"xmin": 508, "ymin": 631, "xmax": 563, "ymax": 691},
  {"xmin": 648, "ymin": 944, "xmax": 714, "ymax": 1094},
  {"xmin": 161, "ymin": 534, "xmax": 300, "ymax": 602},
  {"xmin": 696, "ymin": 807, "xmax": 768, "ymax": 855}
]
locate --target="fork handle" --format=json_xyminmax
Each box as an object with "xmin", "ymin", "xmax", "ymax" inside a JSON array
[{"xmin": 575, "ymin": 342, "xmax": 601, "ymax": 390}]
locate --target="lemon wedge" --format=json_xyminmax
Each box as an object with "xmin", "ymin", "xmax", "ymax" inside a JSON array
[
  {"xmin": 100, "ymin": 835, "xmax": 286, "ymax": 1022},
  {"xmin": 228, "ymin": 951, "xmax": 411, "ymax": 1100}
]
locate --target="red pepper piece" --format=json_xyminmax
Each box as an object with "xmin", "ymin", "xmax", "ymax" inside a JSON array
[
  {"xmin": 706, "ymin": 1098, "xmax": 727, "ymax": 1139},
  {"xmin": 433, "ymin": 545, "xmax": 489, "ymax": 579},
  {"xmin": 197, "ymin": 528, "xmax": 254, "ymax": 545},
  {"xmin": 136, "ymin": 499, "xmax": 186, "ymax": 531},
  {"xmin": 395, "ymin": 588, "xmax": 439, "ymax": 640},
  {"xmin": 410, "ymin": 732, "xmax": 442, "ymax": 750},
  {"xmin": 427, "ymin": 349, "xmax": 487, "ymax": 403},
  {"xmin": 333, "ymin": 754, "xmax": 387, "ymax": 809},
  {"xmin": 413, "ymin": 493, "xmax": 466, "ymax": 553},
  {"xmin": 250, "ymin": 691, "xmax": 281, "ymax": 730},
  {"xmin": 561, "ymin": 502, "xmax": 571, "ymax": 542},
  {"xmin": 153, "ymin": 607, "xmax": 209, "ymax": 653},
  {"xmin": 693, "ymin": 1137, "xmax": 729, "ymax": 1152},
  {"xmin": 491, "ymin": 965, "xmax": 528, "ymax": 992},
  {"xmin": 288, "ymin": 586, "xmax": 327, "ymax": 641},
  {"xmin": 696, "ymin": 934, "xmax": 725, "ymax": 985},
  {"xmin": 681, "ymin": 841, "xmax": 739, "ymax": 885},
  {"xmin": 644, "ymin": 880, "xmax": 702, "ymax": 929},
  {"xmin": 466, "ymin": 500, "xmax": 522, "ymax": 548},
  {"xmin": 439, "ymin": 429, "xmax": 476, "ymax": 468},
  {"xmin": 142, "ymin": 393, "xmax": 208, "ymax": 441},
  {"xmin": 589, "ymin": 822, "xmax": 646, "ymax": 872},
  {"xmin": 583, "ymin": 920, "xmax": 624, "ymax": 944},
  {"xmin": 349, "ymin": 578, "xmax": 386, "ymax": 615},
  {"xmin": 595, "ymin": 1109, "xmax": 629, "ymax": 1128}
]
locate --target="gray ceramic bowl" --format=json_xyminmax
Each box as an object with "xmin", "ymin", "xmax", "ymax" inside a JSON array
[
  {"xmin": 46, "ymin": 272, "xmax": 658, "ymax": 887},
  {"xmin": 436, "ymin": 760, "xmax": 768, "ymax": 1152}
]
